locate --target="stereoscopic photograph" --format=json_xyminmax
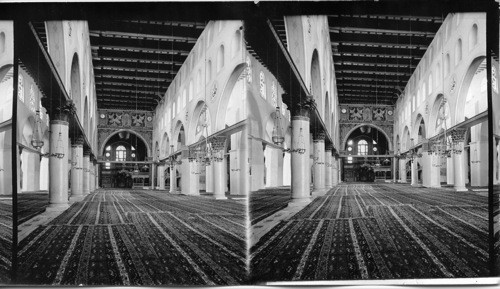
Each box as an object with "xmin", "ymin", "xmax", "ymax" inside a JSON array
[{"xmin": 0, "ymin": 0, "xmax": 498, "ymax": 286}]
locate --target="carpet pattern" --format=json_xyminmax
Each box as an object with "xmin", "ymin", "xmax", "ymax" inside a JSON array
[
  {"xmin": 0, "ymin": 198, "xmax": 12, "ymax": 283},
  {"xmin": 17, "ymin": 189, "xmax": 247, "ymax": 285},
  {"xmin": 250, "ymin": 184, "xmax": 489, "ymax": 282},
  {"xmin": 17, "ymin": 193, "xmax": 49, "ymax": 224},
  {"xmin": 250, "ymin": 187, "xmax": 290, "ymax": 225}
]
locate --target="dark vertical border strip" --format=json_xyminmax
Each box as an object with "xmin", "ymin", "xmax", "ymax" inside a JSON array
[
  {"xmin": 486, "ymin": 1, "xmax": 499, "ymax": 277},
  {"xmin": 11, "ymin": 20, "xmax": 18, "ymax": 283}
]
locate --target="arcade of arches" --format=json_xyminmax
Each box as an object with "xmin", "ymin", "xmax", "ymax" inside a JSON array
[{"xmin": 1, "ymin": 6, "xmax": 498, "ymax": 286}]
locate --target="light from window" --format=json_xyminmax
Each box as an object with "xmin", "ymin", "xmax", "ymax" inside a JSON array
[
  {"xmin": 357, "ymin": 140, "xmax": 368, "ymax": 155},
  {"xmin": 347, "ymin": 140, "xmax": 353, "ymax": 146},
  {"xmin": 347, "ymin": 156, "xmax": 353, "ymax": 164},
  {"xmin": 116, "ymin": 145, "xmax": 127, "ymax": 161},
  {"xmin": 105, "ymin": 162, "xmax": 110, "ymax": 169},
  {"xmin": 106, "ymin": 146, "xmax": 111, "ymax": 151},
  {"xmin": 347, "ymin": 147, "xmax": 352, "ymax": 151}
]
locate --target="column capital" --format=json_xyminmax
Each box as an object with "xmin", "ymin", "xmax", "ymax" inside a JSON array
[
  {"xmin": 325, "ymin": 144, "xmax": 333, "ymax": 151},
  {"xmin": 83, "ymin": 149, "xmax": 91, "ymax": 157},
  {"xmin": 313, "ymin": 130, "xmax": 326, "ymax": 141},
  {"xmin": 450, "ymin": 128, "xmax": 467, "ymax": 143},
  {"xmin": 291, "ymin": 96, "xmax": 315, "ymax": 118},
  {"xmin": 73, "ymin": 136, "xmax": 85, "ymax": 146}
]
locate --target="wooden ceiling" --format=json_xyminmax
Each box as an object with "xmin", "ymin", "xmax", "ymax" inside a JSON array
[
  {"xmin": 89, "ymin": 20, "xmax": 205, "ymax": 111},
  {"xmin": 32, "ymin": 20, "xmax": 206, "ymax": 111},
  {"xmin": 273, "ymin": 14, "xmax": 444, "ymax": 105}
]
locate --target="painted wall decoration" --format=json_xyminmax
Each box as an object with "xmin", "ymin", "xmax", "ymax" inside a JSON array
[
  {"xmin": 339, "ymin": 104, "xmax": 395, "ymax": 149},
  {"xmin": 98, "ymin": 109, "xmax": 154, "ymax": 129}
]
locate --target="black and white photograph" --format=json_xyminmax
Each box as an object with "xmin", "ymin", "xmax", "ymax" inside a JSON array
[{"xmin": 0, "ymin": 0, "xmax": 499, "ymax": 286}]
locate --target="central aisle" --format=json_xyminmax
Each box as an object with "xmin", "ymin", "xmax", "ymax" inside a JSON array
[
  {"xmin": 250, "ymin": 183, "xmax": 489, "ymax": 281},
  {"xmin": 17, "ymin": 189, "xmax": 247, "ymax": 285}
]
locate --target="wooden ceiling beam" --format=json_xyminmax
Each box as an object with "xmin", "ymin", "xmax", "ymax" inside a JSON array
[
  {"xmin": 333, "ymin": 52, "xmax": 421, "ymax": 60},
  {"xmin": 91, "ymin": 45, "xmax": 190, "ymax": 56},
  {"xmin": 338, "ymin": 83, "xmax": 402, "ymax": 89},
  {"xmin": 330, "ymin": 27, "xmax": 436, "ymax": 37},
  {"xmin": 95, "ymin": 74, "xmax": 173, "ymax": 82},
  {"xmin": 93, "ymin": 56, "xmax": 184, "ymax": 66},
  {"xmin": 334, "ymin": 61, "xmax": 416, "ymax": 69},
  {"xmin": 94, "ymin": 65, "xmax": 176, "ymax": 75},
  {"xmin": 89, "ymin": 30, "xmax": 197, "ymax": 43},
  {"xmin": 95, "ymin": 81, "xmax": 169, "ymax": 90},
  {"xmin": 332, "ymin": 40, "xmax": 428, "ymax": 49},
  {"xmin": 124, "ymin": 20, "xmax": 206, "ymax": 29},
  {"xmin": 96, "ymin": 87, "xmax": 164, "ymax": 96},
  {"xmin": 337, "ymin": 70, "xmax": 411, "ymax": 76}
]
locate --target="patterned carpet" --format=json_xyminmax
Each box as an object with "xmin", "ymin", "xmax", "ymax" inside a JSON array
[
  {"xmin": 250, "ymin": 183, "xmax": 489, "ymax": 282},
  {"xmin": 17, "ymin": 192, "xmax": 49, "ymax": 224},
  {"xmin": 0, "ymin": 198, "xmax": 12, "ymax": 283},
  {"xmin": 250, "ymin": 187, "xmax": 290, "ymax": 225},
  {"xmin": 17, "ymin": 189, "xmax": 247, "ymax": 285}
]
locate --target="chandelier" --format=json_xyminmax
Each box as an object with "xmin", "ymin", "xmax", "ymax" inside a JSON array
[
  {"xmin": 31, "ymin": 110, "xmax": 44, "ymax": 150},
  {"xmin": 272, "ymin": 106, "xmax": 285, "ymax": 145},
  {"xmin": 165, "ymin": 145, "xmax": 182, "ymax": 168}
]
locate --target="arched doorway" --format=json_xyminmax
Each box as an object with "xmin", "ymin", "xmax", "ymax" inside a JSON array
[
  {"xmin": 342, "ymin": 125, "xmax": 391, "ymax": 182},
  {"xmin": 100, "ymin": 130, "xmax": 148, "ymax": 188}
]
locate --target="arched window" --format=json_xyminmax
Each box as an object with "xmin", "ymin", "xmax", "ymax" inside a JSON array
[
  {"xmin": 207, "ymin": 60, "xmax": 212, "ymax": 80},
  {"xmin": 469, "ymin": 24, "xmax": 478, "ymax": 50},
  {"xmin": 259, "ymin": 71, "xmax": 266, "ymax": 99},
  {"xmin": 445, "ymin": 53, "xmax": 450, "ymax": 75},
  {"xmin": 182, "ymin": 89, "xmax": 187, "ymax": 108},
  {"xmin": 18, "ymin": 73, "xmax": 24, "ymax": 102},
  {"xmin": 455, "ymin": 39, "xmax": 462, "ymax": 64},
  {"xmin": 217, "ymin": 45, "xmax": 225, "ymax": 72},
  {"xmin": 357, "ymin": 140, "xmax": 368, "ymax": 156},
  {"xmin": 116, "ymin": 145, "xmax": 127, "ymax": 161},
  {"xmin": 196, "ymin": 69, "xmax": 201, "ymax": 94},
  {"xmin": 0, "ymin": 32, "xmax": 5, "ymax": 54},
  {"xmin": 232, "ymin": 30, "xmax": 241, "ymax": 58},
  {"xmin": 189, "ymin": 80, "xmax": 193, "ymax": 101},
  {"xmin": 428, "ymin": 74, "xmax": 433, "ymax": 93}
]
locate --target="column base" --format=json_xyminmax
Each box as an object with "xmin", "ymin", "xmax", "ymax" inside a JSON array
[
  {"xmin": 454, "ymin": 186, "xmax": 468, "ymax": 192},
  {"xmin": 46, "ymin": 203, "xmax": 70, "ymax": 212},
  {"xmin": 69, "ymin": 195, "xmax": 84, "ymax": 203},
  {"xmin": 288, "ymin": 197, "xmax": 311, "ymax": 207}
]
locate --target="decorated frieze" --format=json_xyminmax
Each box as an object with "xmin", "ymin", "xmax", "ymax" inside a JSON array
[
  {"xmin": 97, "ymin": 128, "xmax": 152, "ymax": 155},
  {"xmin": 339, "ymin": 104, "xmax": 394, "ymax": 124},
  {"xmin": 98, "ymin": 109, "xmax": 154, "ymax": 129},
  {"xmin": 339, "ymin": 123, "xmax": 393, "ymax": 149}
]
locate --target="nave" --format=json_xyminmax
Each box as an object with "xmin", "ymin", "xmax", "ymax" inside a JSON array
[
  {"xmin": 17, "ymin": 189, "xmax": 247, "ymax": 285},
  {"xmin": 250, "ymin": 184, "xmax": 489, "ymax": 281}
]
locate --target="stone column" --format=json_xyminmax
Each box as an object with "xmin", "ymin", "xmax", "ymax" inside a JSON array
[
  {"xmin": 392, "ymin": 157, "xmax": 398, "ymax": 182},
  {"xmin": 69, "ymin": 141, "xmax": 83, "ymax": 203},
  {"xmin": 212, "ymin": 137, "xmax": 227, "ymax": 200},
  {"xmin": 325, "ymin": 146, "xmax": 333, "ymax": 188},
  {"xmin": 428, "ymin": 154, "xmax": 441, "ymax": 188},
  {"xmin": 169, "ymin": 165, "xmax": 177, "ymax": 193},
  {"xmin": 240, "ymin": 127, "xmax": 250, "ymax": 196},
  {"xmin": 291, "ymin": 104, "xmax": 311, "ymax": 204},
  {"xmin": 158, "ymin": 165, "xmax": 165, "ymax": 189},
  {"xmin": 451, "ymin": 128, "xmax": 467, "ymax": 192},
  {"xmin": 180, "ymin": 149, "xmax": 199, "ymax": 196},
  {"xmin": 82, "ymin": 151, "xmax": 90, "ymax": 195},
  {"xmin": 150, "ymin": 163, "xmax": 155, "ymax": 190},
  {"xmin": 333, "ymin": 156, "xmax": 340, "ymax": 185},
  {"xmin": 47, "ymin": 116, "xmax": 70, "ymax": 211},
  {"xmin": 95, "ymin": 164, "xmax": 100, "ymax": 189},
  {"xmin": 312, "ymin": 131, "xmax": 326, "ymax": 191},
  {"xmin": 399, "ymin": 159, "xmax": 407, "ymax": 183},
  {"xmin": 411, "ymin": 158, "xmax": 418, "ymax": 186},
  {"xmin": 446, "ymin": 155, "xmax": 454, "ymax": 185}
]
